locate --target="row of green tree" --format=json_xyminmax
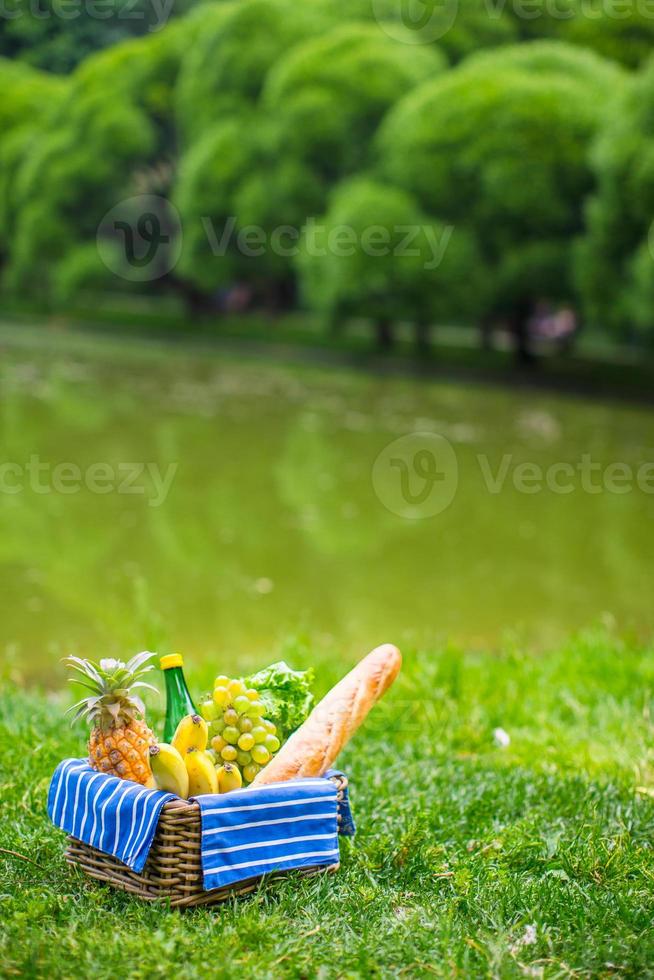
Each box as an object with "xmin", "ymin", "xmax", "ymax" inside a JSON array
[
  {"xmin": 1, "ymin": 0, "xmax": 653, "ymax": 351},
  {"xmin": 4, "ymin": 0, "xmax": 654, "ymax": 73}
]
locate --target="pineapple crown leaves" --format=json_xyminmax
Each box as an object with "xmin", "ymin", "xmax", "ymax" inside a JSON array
[{"xmin": 64, "ymin": 651, "xmax": 158, "ymax": 729}]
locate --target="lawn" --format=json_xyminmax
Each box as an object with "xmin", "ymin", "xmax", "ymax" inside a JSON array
[{"xmin": 2, "ymin": 630, "xmax": 654, "ymax": 978}]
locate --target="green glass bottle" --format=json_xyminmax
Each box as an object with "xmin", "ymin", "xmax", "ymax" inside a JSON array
[{"xmin": 160, "ymin": 654, "xmax": 197, "ymax": 743}]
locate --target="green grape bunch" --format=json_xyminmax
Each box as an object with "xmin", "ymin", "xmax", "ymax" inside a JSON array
[{"xmin": 198, "ymin": 676, "xmax": 281, "ymax": 786}]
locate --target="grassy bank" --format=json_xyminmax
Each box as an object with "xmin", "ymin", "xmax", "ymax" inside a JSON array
[
  {"xmin": 2, "ymin": 307, "xmax": 654, "ymax": 407},
  {"xmin": 2, "ymin": 631, "xmax": 654, "ymax": 978}
]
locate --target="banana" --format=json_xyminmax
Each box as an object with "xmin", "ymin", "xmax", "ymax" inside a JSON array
[
  {"xmin": 185, "ymin": 748, "xmax": 218, "ymax": 796},
  {"xmin": 149, "ymin": 743, "xmax": 189, "ymax": 799},
  {"xmin": 216, "ymin": 762, "xmax": 242, "ymax": 794},
  {"xmin": 172, "ymin": 713, "xmax": 208, "ymax": 755}
]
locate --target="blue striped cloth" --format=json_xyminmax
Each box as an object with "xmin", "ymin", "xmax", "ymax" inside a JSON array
[
  {"xmin": 48, "ymin": 759, "xmax": 354, "ymax": 888},
  {"xmin": 197, "ymin": 774, "xmax": 346, "ymax": 890},
  {"xmin": 48, "ymin": 759, "xmax": 176, "ymax": 872}
]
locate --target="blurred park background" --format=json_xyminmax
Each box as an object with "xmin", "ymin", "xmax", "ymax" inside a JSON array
[
  {"xmin": 2, "ymin": 0, "xmax": 654, "ymax": 684},
  {"xmin": 3, "ymin": 11, "xmax": 654, "ymax": 972}
]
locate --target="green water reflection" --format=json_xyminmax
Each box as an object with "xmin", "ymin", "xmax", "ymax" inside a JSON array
[{"xmin": 2, "ymin": 334, "xmax": 653, "ymax": 684}]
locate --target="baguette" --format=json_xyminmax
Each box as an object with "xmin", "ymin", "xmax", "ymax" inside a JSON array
[{"xmin": 251, "ymin": 643, "xmax": 401, "ymax": 785}]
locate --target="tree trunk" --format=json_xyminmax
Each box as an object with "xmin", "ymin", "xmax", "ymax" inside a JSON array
[
  {"xmin": 415, "ymin": 320, "xmax": 430, "ymax": 354},
  {"xmin": 260, "ymin": 276, "xmax": 295, "ymax": 313},
  {"xmin": 186, "ymin": 288, "xmax": 215, "ymax": 317},
  {"xmin": 168, "ymin": 276, "xmax": 216, "ymax": 317},
  {"xmin": 327, "ymin": 305, "xmax": 345, "ymax": 337},
  {"xmin": 510, "ymin": 299, "xmax": 535, "ymax": 366},
  {"xmin": 479, "ymin": 315, "xmax": 493, "ymax": 352},
  {"xmin": 375, "ymin": 316, "xmax": 393, "ymax": 351}
]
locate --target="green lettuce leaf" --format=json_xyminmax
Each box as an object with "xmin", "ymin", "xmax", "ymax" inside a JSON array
[{"xmin": 243, "ymin": 661, "xmax": 314, "ymax": 738}]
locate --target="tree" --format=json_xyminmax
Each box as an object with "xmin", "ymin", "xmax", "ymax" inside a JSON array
[
  {"xmin": 557, "ymin": 9, "xmax": 654, "ymax": 69},
  {"xmin": 295, "ymin": 176, "xmax": 486, "ymax": 350},
  {"xmin": 465, "ymin": 38, "xmax": 626, "ymax": 87},
  {"xmin": 254, "ymin": 21, "xmax": 444, "ymax": 302},
  {"xmin": 502, "ymin": 0, "xmax": 654, "ymax": 69},
  {"xmin": 172, "ymin": 118, "xmax": 257, "ymax": 301},
  {"xmin": 172, "ymin": 118, "xmax": 326, "ymax": 310},
  {"xmin": 262, "ymin": 23, "xmax": 444, "ymax": 185},
  {"xmin": 5, "ymin": 22, "xmax": 191, "ymax": 303},
  {"xmin": 576, "ymin": 58, "xmax": 654, "ymax": 343},
  {"xmin": 0, "ymin": 59, "xmax": 67, "ymax": 281},
  {"xmin": 377, "ymin": 43, "xmax": 626, "ymax": 361},
  {"xmin": 174, "ymin": 21, "xmax": 445, "ymax": 309},
  {"xmin": 0, "ymin": 0, "xmax": 197, "ymax": 73},
  {"xmin": 344, "ymin": 0, "xmax": 517, "ymax": 63},
  {"xmin": 174, "ymin": 0, "xmax": 339, "ymax": 146}
]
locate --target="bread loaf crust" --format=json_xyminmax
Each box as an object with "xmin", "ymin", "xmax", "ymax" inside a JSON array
[{"xmin": 251, "ymin": 643, "xmax": 401, "ymax": 785}]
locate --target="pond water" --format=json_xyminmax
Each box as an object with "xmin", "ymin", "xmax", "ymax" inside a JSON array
[{"xmin": 2, "ymin": 329, "xmax": 653, "ymax": 685}]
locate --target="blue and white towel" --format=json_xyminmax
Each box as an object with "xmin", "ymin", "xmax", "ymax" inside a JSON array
[
  {"xmin": 48, "ymin": 759, "xmax": 354, "ymax": 889},
  {"xmin": 197, "ymin": 776, "xmax": 344, "ymax": 890},
  {"xmin": 48, "ymin": 759, "xmax": 177, "ymax": 872}
]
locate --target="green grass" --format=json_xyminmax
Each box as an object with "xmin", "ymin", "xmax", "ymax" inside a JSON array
[
  {"xmin": 3, "ymin": 304, "xmax": 654, "ymax": 406},
  {"xmin": 2, "ymin": 630, "xmax": 654, "ymax": 978}
]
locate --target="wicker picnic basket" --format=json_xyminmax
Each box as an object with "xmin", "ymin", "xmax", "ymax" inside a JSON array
[{"xmin": 66, "ymin": 773, "xmax": 347, "ymax": 908}]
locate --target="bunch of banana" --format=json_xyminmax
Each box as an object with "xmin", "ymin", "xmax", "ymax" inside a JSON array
[
  {"xmin": 149, "ymin": 743, "xmax": 189, "ymax": 797},
  {"xmin": 149, "ymin": 713, "xmax": 243, "ymax": 798}
]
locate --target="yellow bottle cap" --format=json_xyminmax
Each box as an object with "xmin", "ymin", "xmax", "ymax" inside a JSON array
[{"xmin": 160, "ymin": 653, "xmax": 183, "ymax": 670}]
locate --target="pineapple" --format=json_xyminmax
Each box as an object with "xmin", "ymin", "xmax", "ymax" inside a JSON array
[{"xmin": 65, "ymin": 651, "xmax": 158, "ymax": 785}]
